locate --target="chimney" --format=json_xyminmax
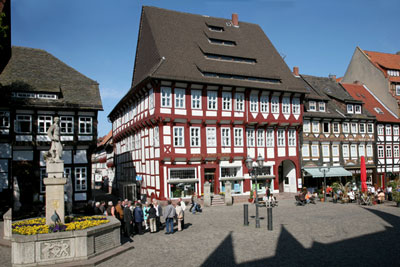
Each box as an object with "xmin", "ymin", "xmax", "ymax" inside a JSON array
[
  {"xmin": 232, "ymin": 13, "xmax": 239, "ymax": 27},
  {"xmin": 329, "ymin": 74, "xmax": 336, "ymax": 81},
  {"xmin": 293, "ymin": 66, "xmax": 299, "ymax": 77}
]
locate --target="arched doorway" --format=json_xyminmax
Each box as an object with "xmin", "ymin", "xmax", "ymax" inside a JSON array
[{"xmin": 278, "ymin": 160, "xmax": 297, "ymax": 193}]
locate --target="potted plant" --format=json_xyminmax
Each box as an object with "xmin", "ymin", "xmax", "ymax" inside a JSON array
[
  {"xmin": 249, "ymin": 189, "xmax": 254, "ymax": 203},
  {"xmin": 393, "ymin": 190, "xmax": 400, "ymax": 207},
  {"xmin": 318, "ymin": 193, "xmax": 324, "ymax": 202}
]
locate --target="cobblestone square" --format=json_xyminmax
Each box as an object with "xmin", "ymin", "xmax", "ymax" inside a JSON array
[{"xmin": 1, "ymin": 199, "xmax": 399, "ymax": 267}]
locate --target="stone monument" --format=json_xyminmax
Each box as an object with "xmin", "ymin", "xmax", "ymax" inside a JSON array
[
  {"xmin": 44, "ymin": 117, "xmax": 67, "ymax": 225},
  {"xmin": 224, "ymin": 181, "xmax": 233, "ymax": 206},
  {"xmin": 203, "ymin": 182, "xmax": 211, "ymax": 207}
]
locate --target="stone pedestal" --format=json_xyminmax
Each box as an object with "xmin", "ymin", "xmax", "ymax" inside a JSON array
[
  {"xmin": 46, "ymin": 161, "xmax": 64, "ymax": 179},
  {"xmin": 44, "ymin": 177, "xmax": 67, "ymax": 225},
  {"xmin": 224, "ymin": 181, "xmax": 233, "ymax": 206},
  {"xmin": 203, "ymin": 182, "xmax": 211, "ymax": 207},
  {"xmin": 3, "ymin": 208, "xmax": 12, "ymax": 240}
]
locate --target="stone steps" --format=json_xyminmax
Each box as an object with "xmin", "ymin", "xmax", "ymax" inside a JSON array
[{"xmin": 211, "ymin": 195, "xmax": 225, "ymax": 206}]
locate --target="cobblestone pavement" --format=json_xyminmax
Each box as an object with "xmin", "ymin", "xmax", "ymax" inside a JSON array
[
  {"xmin": 1, "ymin": 200, "xmax": 399, "ymax": 267},
  {"xmin": 97, "ymin": 200, "xmax": 400, "ymax": 267}
]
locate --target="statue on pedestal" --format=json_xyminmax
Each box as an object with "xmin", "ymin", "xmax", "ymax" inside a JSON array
[{"xmin": 45, "ymin": 117, "xmax": 63, "ymax": 163}]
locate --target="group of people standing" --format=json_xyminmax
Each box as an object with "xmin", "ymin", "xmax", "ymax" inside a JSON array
[{"xmin": 98, "ymin": 197, "xmax": 190, "ymax": 237}]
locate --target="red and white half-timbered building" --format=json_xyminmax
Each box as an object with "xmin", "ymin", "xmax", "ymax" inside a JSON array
[{"xmin": 109, "ymin": 7, "xmax": 307, "ymax": 200}]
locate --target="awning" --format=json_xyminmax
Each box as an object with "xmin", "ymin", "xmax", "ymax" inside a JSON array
[
  {"xmin": 304, "ymin": 167, "xmax": 353, "ymax": 178},
  {"xmin": 167, "ymin": 179, "xmax": 198, "ymax": 184}
]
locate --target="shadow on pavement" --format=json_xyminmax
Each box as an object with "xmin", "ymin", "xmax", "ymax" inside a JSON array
[{"xmin": 201, "ymin": 208, "xmax": 400, "ymax": 267}]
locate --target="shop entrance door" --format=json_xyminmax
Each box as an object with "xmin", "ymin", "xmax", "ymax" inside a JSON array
[{"xmin": 205, "ymin": 168, "xmax": 216, "ymax": 194}]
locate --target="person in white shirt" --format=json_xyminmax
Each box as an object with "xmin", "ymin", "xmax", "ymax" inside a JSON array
[
  {"xmin": 348, "ymin": 189, "xmax": 355, "ymax": 202},
  {"xmin": 387, "ymin": 185, "xmax": 393, "ymax": 201},
  {"xmin": 178, "ymin": 198, "xmax": 186, "ymax": 230}
]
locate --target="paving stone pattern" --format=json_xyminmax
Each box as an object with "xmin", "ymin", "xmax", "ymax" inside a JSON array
[
  {"xmin": 98, "ymin": 200, "xmax": 400, "ymax": 267},
  {"xmin": 1, "ymin": 200, "xmax": 399, "ymax": 267}
]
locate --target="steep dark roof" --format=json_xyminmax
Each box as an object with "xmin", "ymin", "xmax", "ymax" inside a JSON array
[
  {"xmin": 131, "ymin": 6, "xmax": 306, "ymax": 93},
  {"xmin": 0, "ymin": 46, "xmax": 103, "ymax": 110}
]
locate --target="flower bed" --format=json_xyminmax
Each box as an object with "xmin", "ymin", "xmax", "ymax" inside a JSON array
[{"xmin": 12, "ymin": 216, "xmax": 109, "ymax": 235}]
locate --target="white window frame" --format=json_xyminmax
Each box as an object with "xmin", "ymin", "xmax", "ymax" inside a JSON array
[
  {"xmin": 75, "ymin": 167, "xmax": 87, "ymax": 191},
  {"xmin": 154, "ymin": 127, "xmax": 160, "ymax": 147},
  {"xmin": 377, "ymin": 124, "xmax": 384, "ymax": 135},
  {"xmin": 247, "ymin": 128, "xmax": 255, "ymax": 147},
  {"xmin": 190, "ymin": 127, "xmax": 200, "ymax": 147},
  {"xmin": 206, "ymin": 127, "xmax": 217, "ymax": 147},
  {"xmin": 386, "ymin": 145, "xmax": 392, "ymax": 158},
  {"xmin": 311, "ymin": 144, "xmax": 319, "ymax": 157},
  {"xmin": 386, "ymin": 125, "xmax": 392, "ymax": 136},
  {"xmin": 266, "ymin": 129, "xmax": 274, "ymax": 147},
  {"xmin": 350, "ymin": 144, "xmax": 357, "ymax": 158},
  {"xmin": 303, "ymin": 120, "xmax": 310, "ymax": 133},
  {"xmin": 15, "ymin": 114, "xmax": 32, "ymax": 133},
  {"xmin": 149, "ymin": 89, "xmax": 154, "ymax": 110},
  {"xmin": 37, "ymin": 115, "xmax": 53, "ymax": 134},
  {"xmin": 292, "ymin": 97, "xmax": 300, "ymax": 114},
  {"xmin": 366, "ymin": 144, "xmax": 373, "ymax": 157},
  {"xmin": 351, "ymin": 123, "xmax": 358, "ymax": 134},
  {"xmin": 234, "ymin": 128, "xmax": 243, "ymax": 147},
  {"xmin": 260, "ymin": 95, "xmax": 269, "ymax": 113},
  {"xmin": 355, "ymin": 105, "xmax": 362, "ymax": 114},
  {"xmin": 347, "ymin": 104, "xmax": 354, "ymax": 114},
  {"xmin": 173, "ymin": 126, "xmax": 184, "ymax": 147},
  {"xmin": 271, "ymin": 96, "xmax": 279, "ymax": 114},
  {"xmin": 79, "ymin": 117, "xmax": 92, "ymax": 134},
  {"xmin": 377, "ymin": 145, "xmax": 384, "ymax": 158},
  {"xmin": 221, "ymin": 127, "xmax": 231, "ymax": 147},
  {"xmin": 288, "ymin": 129, "xmax": 296, "ymax": 147},
  {"xmin": 207, "ymin": 91, "xmax": 218, "ymax": 110},
  {"xmin": 394, "ymin": 145, "xmax": 400, "ymax": 158},
  {"xmin": 342, "ymin": 144, "xmax": 349, "ymax": 158},
  {"xmin": 394, "ymin": 125, "xmax": 399, "ymax": 135},
  {"xmin": 359, "ymin": 123, "xmax": 366, "ymax": 134},
  {"xmin": 257, "ymin": 129, "xmax": 265, "ymax": 147},
  {"xmin": 222, "ymin": 92, "xmax": 232, "ymax": 111},
  {"xmin": 235, "ymin": 93, "xmax": 244, "ymax": 112},
  {"xmin": 322, "ymin": 144, "xmax": 330, "ymax": 157},
  {"xmin": 161, "ymin": 87, "xmax": 172, "ymax": 108},
  {"xmin": 60, "ymin": 116, "xmax": 74, "ymax": 134},
  {"xmin": 342, "ymin": 122, "xmax": 349, "ymax": 133},
  {"xmin": 332, "ymin": 145, "xmax": 339, "ymax": 157},
  {"xmin": 282, "ymin": 97, "xmax": 290, "ymax": 114},
  {"xmin": 358, "ymin": 144, "xmax": 365, "ymax": 157},
  {"xmin": 322, "ymin": 122, "xmax": 330, "ymax": 133},
  {"xmin": 302, "ymin": 144, "xmax": 309, "ymax": 157},
  {"xmin": 0, "ymin": 111, "xmax": 10, "ymax": 129},
  {"xmin": 396, "ymin": 85, "xmax": 400, "ymax": 96},
  {"xmin": 319, "ymin": 102, "xmax": 325, "ymax": 112},
  {"xmin": 308, "ymin": 101, "xmax": 316, "ymax": 112},
  {"xmin": 333, "ymin": 122, "xmax": 339, "ymax": 133},
  {"xmin": 277, "ymin": 129, "xmax": 285, "ymax": 147},
  {"xmin": 191, "ymin": 90, "xmax": 202, "ymax": 109},
  {"xmin": 312, "ymin": 121, "xmax": 319, "ymax": 133},
  {"xmin": 174, "ymin": 88, "xmax": 185, "ymax": 109},
  {"xmin": 250, "ymin": 94, "xmax": 258, "ymax": 112}
]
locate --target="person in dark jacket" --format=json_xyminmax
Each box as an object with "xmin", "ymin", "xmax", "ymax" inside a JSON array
[
  {"xmin": 94, "ymin": 202, "xmax": 102, "ymax": 215},
  {"xmin": 133, "ymin": 203, "xmax": 144, "ymax": 235},
  {"xmin": 147, "ymin": 204, "xmax": 157, "ymax": 233},
  {"xmin": 123, "ymin": 201, "xmax": 133, "ymax": 237}
]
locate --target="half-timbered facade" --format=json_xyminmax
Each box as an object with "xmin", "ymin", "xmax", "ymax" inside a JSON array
[
  {"xmin": 109, "ymin": 7, "xmax": 308, "ymax": 201},
  {"xmin": 0, "ymin": 46, "xmax": 102, "ymax": 209},
  {"xmin": 343, "ymin": 82, "xmax": 400, "ymax": 188},
  {"xmin": 299, "ymin": 74, "xmax": 376, "ymax": 186}
]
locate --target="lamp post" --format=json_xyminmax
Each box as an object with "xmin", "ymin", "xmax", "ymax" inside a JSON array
[
  {"xmin": 319, "ymin": 164, "xmax": 331, "ymax": 201},
  {"xmin": 246, "ymin": 154, "xmax": 264, "ymax": 228}
]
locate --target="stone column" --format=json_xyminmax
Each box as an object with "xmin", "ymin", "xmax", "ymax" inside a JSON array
[
  {"xmin": 45, "ymin": 161, "xmax": 66, "ymax": 225},
  {"xmin": 203, "ymin": 182, "xmax": 211, "ymax": 207},
  {"xmin": 225, "ymin": 181, "xmax": 233, "ymax": 206}
]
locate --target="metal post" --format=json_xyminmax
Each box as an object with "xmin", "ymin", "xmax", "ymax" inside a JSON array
[
  {"xmin": 255, "ymin": 203, "xmax": 260, "ymax": 228},
  {"xmin": 324, "ymin": 170, "xmax": 327, "ymax": 201},
  {"xmin": 243, "ymin": 204, "xmax": 249, "ymax": 226},
  {"xmin": 267, "ymin": 206, "xmax": 273, "ymax": 230}
]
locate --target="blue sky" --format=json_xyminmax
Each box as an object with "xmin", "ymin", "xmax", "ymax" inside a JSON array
[{"xmin": 11, "ymin": 0, "xmax": 400, "ymax": 137}]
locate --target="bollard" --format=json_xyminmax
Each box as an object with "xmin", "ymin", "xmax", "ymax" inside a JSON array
[
  {"xmin": 267, "ymin": 206, "xmax": 273, "ymax": 231},
  {"xmin": 255, "ymin": 203, "xmax": 260, "ymax": 228},
  {"xmin": 243, "ymin": 204, "xmax": 249, "ymax": 226}
]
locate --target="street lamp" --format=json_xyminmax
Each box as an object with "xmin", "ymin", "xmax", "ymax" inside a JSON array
[
  {"xmin": 246, "ymin": 154, "xmax": 264, "ymax": 228},
  {"xmin": 319, "ymin": 164, "xmax": 331, "ymax": 201}
]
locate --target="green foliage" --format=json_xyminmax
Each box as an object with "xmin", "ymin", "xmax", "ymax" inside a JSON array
[
  {"xmin": 0, "ymin": 12, "xmax": 9, "ymax": 50},
  {"xmin": 393, "ymin": 191, "xmax": 400, "ymax": 203},
  {"xmin": 249, "ymin": 189, "xmax": 253, "ymax": 199}
]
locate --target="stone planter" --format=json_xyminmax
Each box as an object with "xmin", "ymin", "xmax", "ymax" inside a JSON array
[{"xmin": 11, "ymin": 216, "xmax": 121, "ymax": 266}]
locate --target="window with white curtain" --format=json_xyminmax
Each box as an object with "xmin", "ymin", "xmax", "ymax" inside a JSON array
[
  {"xmin": 303, "ymin": 120, "xmax": 310, "ymax": 133},
  {"xmin": 161, "ymin": 87, "xmax": 172, "ymax": 107},
  {"xmin": 257, "ymin": 129, "xmax": 265, "ymax": 147},
  {"xmin": 288, "ymin": 129, "xmax": 296, "ymax": 146},
  {"xmin": 222, "ymin": 92, "xmax": 232, "ymax": 111},
  {"xmin": 207, "ymin": 91, "xmax": 218, "ymax": 110},
  {"xmin": 277, "ymin": 129, "xmax": 285, "ymax": 147},
  {"xmin": 271, "ymin": 96, "xmax": 279, "ymax": 113},
  {"xmin": 260, "ymin": 95, "xmax": 269, "ymax": 113},
  {"xmin": 266, "ymin": 129, "xmax": 274, "ymax": 147},
  {"xmin": 292, "ymin": 98, "xmax": 300, "ymax": 114},
  {"xmin": 175, "ymin": 88, "xmax": 185, "ymax": 108},
  {"xmin": 302, "ymin": 144, "xmax": 309, "ymax": 157},
  {"xmin": 206, "ymin": 127, "xmax": 216, "ymax": 146},
  {"xmin": 190, "ymin": 127, "xmax": 200, "ymax": 147},
  {"xmin": 247, "ymin": 128, "xmax": 255, "ymax": 147},
  {"xmin": 221, "ymin": 128, "xmax": 231, "ymax": 147},
  {"xmin": 282, "ymin": 97, "xmax": 290, "ymax": 114},
  {"xmin": 250, "ymin": 94, "xmax": 258, "ymax": 112},
  {"xmin": 191, "ymin": 90, "xmax": 202, "ymax": 109},
  {"xmin": 235, "ymin": 93, "xmax": 244, "ymax": 111},
  {"xmin": 173, "ymin": 127, "xmax": 184, "ymax": 147},
  {"xmin": 234, "ymin": 128, "xmax": 243, "ymax": 146}
]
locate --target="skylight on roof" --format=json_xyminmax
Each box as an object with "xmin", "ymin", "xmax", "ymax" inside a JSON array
[
  {"xmin": 208, "ymin": 25, "xmax": 224, "ymax": 32},
  {"xmin": 204, "ymin": 53, "xmax": 256, "ymax": 64},
  {"xmin": 374, "ymin": 107, "xmax": 384, "ymax": 114},
  {"xmin": 202, "ymin": 71, "xmax": 280, "ymax": 84},
  {"xmin": 208, "ymin": 38, "xmax": 236, "ymax": 46}
]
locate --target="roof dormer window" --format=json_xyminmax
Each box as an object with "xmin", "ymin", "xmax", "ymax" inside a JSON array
[
  {"xmin": 208, "ymin": 25, "xmax": 224, "ymax": 32},
  {"xmin": 347, "ymin": 104, "xmax": 353, "ymax": 114},
  {"xmin": 355, "ymin": 105, "xmax": 362, "ymax": 114},
  {"xmin": 388, "ymin": 69, "xmax": 400, "ymax": 77},
  {"xmin": 318, "ymin": 102, "xmax": 325, "ymax": 112},
  {"xmin": 309, "ymin": 101, "xmax": 316, "ymax": 112},
  {"xmin": 208, "ymin": 38, "xmax": 236, "ymax": 46}
]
